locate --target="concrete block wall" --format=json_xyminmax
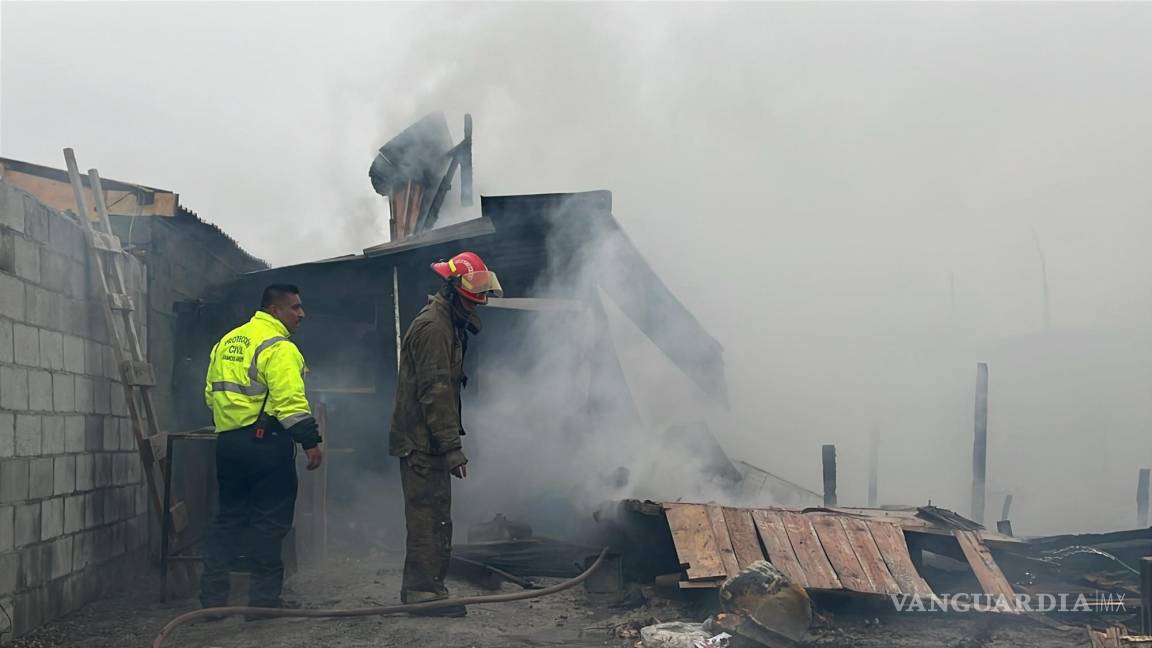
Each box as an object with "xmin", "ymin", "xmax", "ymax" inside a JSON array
[{"xmin": 0, "ymin": 182, "xmax": 149, "ymax": 640}]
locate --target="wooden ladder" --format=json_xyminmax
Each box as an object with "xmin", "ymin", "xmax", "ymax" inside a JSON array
[{"xmin": 62, "ymin": 149, "xmax": 188, "ymax": 540}]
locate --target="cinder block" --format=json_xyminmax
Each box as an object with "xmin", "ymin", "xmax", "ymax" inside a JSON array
[
  {"xmin": 41, "ymin": 497, "xmax": 63, "ymax": 540},
  {"xmin": 53, "ymin": 456, "xmax": 75, "ymax": 496},
  {"xmin": 119, "ymin": 418, "xmax": 136, "ymax": 451},
  {"xmin": 92, "ymin": 378, "xmax": 110, "ymax": 414},
  {"xmin": 0, "ymin": 459, "xmax": 29, "ymax": 503},
  {"xmin": 102, "ymin": 416, "xmax": 118, "ymax": 450},
  {"xmin": 61, "ymin": 334, "xmax": 84, "ymax": 373},
  {"xmin": 25, "ymin": 285, "xmax": 60, "ymax": 329},
  {"xmin": 23, "ymin": 199, "xmax": 49, "ymax": 245},
  {"xmin": 94, "ymin": 454, "xmax": 113, "ymax": 489},
  {"xmin": 14, "ymin": 502, "xmax": 39, "ymax": 547},
  {"xmin": 83, "ymin": 415, "xmax": 102, "ymax": 451},
  {"xmin": 0, "ymin": 504, "xmax": 13, "ymax": 552},
  {"xmin": 15, "ymin": 414, "xmax": 40, "ymax": 457},
  {"xmin": 0, "ymin": 552, "xmax": 17, "ymax": 596},
  {"xmin": 39, "ymin": 251, "xmax": 67, "ymax": 294},
  {"xmin": 28, "ymin": 369, "xmax": 52, "ymax": 412},
  {"xmin": 0, "ymin": 317, "xmax": 12, "ymax": 363},
  {"xmin": 13, "ymin": 236, "xmax": 40, "ymax": 283},
  {"xmin": 18, "ymin": 543, "xmax": 47, "ymax": 589},
  {"xmin": 74, "ymin": 454, "xmax": 94, "ymax": 492},
  {"xmin": 0, "ymin": 272, "xmax": 25, "ymax": 322},
  {"xmin": 72, "ymin": 529, "xmax": 94, "ymax": 572},
  {"xmin": 29, "ymin": 457, "xmax": 53, "ymax": 499},
  {"xmin": 13, "ymin": 323, "xmax": 39, "ymax": 366},
  {"xmin": 84, "ymin": 340, "xmax": 103, "ymax": 377},
  {"xmin": 63, "ymin": 416, "xmax": 84, "ymax": 453},
  {"xmin": 83, "ymin": 492, "xmax": 99, "ymax": 527},
  {"xmin": 49, "ymin": 536, "xmax": 73, "ymax": 580},
  {"xmin": 41, "ymin": 416, "xmax": 63, "ymax": 455},
  {"xmin": 0, "ymin": 412, "xmax": 12, "ymax": 458},
  {"xmin": 0, "ymin": 184, "xmax": 27, "ymax": 233},
  {"xmin": 52, "ymin": 373, "xmax": 75, "ymax": 412},
  {"xmin": 63, "ymin": 494, "xmax": 84, "ymax": 534},
  {"xmin": 74, "ymin": 376, "xmax": 93, "ymax": 414},
  {"xmin": 39, "ymin": 329, "xmax": 63, "ymax": 370},
  {"xmin": 109, "ymin": 382, "xmax": 127, "ymax": 416},
  {"xmin": 103, "ymin": 346, "xmax": 118, "ymax": 381},
  {"xmin": 0, "ymin": 365, "xmax": 28, "ymax": 410}
]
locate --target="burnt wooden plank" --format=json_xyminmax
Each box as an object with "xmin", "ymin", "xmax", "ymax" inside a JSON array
[
  {"xmin": 868, "ymin": 520, "xmax": 934, "ymax": 596},
  {"xmin": 706, "ymin": 505, "xmax": 741, "ymax": 578},
  {"xmin": 810, "ymin": 513, "xmax": 874, "ymax": 593},
  {"xmin": 840, "ymin": 517, "xmax": 902, "ymax": 594},
  {"xmin": 954, "ymin": 530, "xmax": 1016, "ymax": 602},
  {"xmin": 664, "ymin": 503, "xmax": 726, "ymax": 580},
  {"xmin": 723, "ymin": 508, "xmax": 765, "ymax": 569},
  {"xmin": 779, "ymin": 510, "xmax": 842, "ymax": 590},
  {"xmin": 751, "ymin": 509, "xmax": 810, "ymax": 588}
]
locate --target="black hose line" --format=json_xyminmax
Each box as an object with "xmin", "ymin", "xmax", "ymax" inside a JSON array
[{"xmin": 152, "ymin": 548, "xmax": 608, "ymax": 648}]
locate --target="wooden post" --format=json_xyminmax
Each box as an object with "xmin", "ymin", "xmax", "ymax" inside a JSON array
[
  {"xmin": 1138, "ymin": 469, "xmax": 1150, "ymax": 528},
  {"xmin": 971, "ymin": 363, "xmax": 988, "ymax": 525},
  {"xmin": 1142, "ymin": 557, "xmax": 1152, "ymax": 635},
  {"xmin": 822, "ymin": 444, "xmax": 837, "ymax": 508},
  {"xmin": 868, "ymin": 427, "xmax": 879, "ymax": 507}
]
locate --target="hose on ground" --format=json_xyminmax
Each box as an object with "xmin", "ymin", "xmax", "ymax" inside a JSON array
[{"xmin": 152, "ymin": 548, "xmax": 609, "ymax": 648}]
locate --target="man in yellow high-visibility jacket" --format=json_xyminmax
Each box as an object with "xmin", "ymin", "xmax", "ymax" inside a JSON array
[{"xmin": 200, "ymin": 283, "xmax": 323, "ymax": 610}]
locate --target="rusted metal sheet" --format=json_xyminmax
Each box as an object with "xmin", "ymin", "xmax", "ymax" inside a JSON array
[
  {"xmin": 954, "ymin": 529, "xmax": 1016, "ymax": 602},
  {"xmin": 661, "ymin": 503, "xmax": 942, "ymax": 597}
]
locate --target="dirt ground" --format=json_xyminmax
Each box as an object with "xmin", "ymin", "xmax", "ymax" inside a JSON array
[{"xmin": 4, "ymin": 548, "xmax": 1103, "ymax": 648}]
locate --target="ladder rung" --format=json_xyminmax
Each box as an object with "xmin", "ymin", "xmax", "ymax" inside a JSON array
[
  {"xmin": 91, "ymin": 231, "xmax": 124, "ymax": 254},
  {"xmin": 169, "ymin": 501, "xmax": 188, "ymax": 534},
  {"xmin": 109, "ymin": 294, "xmax": 135, "ymax": 311},
  {"xmin": 147, "ymin": 432, "xmax": 167, "ymax": 463},
  {"xmin": 121, "ymin": 360, "xmax": 156, "ymax": 386}
]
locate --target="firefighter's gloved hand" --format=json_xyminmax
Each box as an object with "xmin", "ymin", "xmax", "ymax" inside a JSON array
[
  {"xmin": 287, "ymin": 416, "xmax": 323, "ymax": 450},
  {"xmin": 446, "ymin": 449, "xmax": 468, "ymax": 479}
]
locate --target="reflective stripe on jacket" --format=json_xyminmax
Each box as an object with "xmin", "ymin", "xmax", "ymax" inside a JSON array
[{"xmin": 205, "ymin": 311, "xmax": 311, "ymax": 433}]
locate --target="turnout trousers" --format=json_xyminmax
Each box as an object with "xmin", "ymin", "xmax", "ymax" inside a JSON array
[
  {"xmin": 400, "ymin": 453, "xmax": 453, "ymax": 602},
  {"xmin": 200, "ymin": 427, "xmax": 298, "ymax": 607}
]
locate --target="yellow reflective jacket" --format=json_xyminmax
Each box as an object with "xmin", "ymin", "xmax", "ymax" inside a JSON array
[{"xmin": 204, "ymin": 311, "xmax": 311, "ymax": 433}]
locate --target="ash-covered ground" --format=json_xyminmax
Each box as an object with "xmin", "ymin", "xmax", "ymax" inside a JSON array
[{"xmin": 4, "ymin": 548, "xmax": 1096, "ymax": 648}]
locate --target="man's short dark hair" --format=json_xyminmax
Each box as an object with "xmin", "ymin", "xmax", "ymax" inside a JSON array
[{"xmin": 261, "ymin": 284, "xmax": 300, "ymax": 309}]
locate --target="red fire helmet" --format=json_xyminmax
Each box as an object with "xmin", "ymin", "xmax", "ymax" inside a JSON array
[{"xmin": 431, "ymin": 251, "xmax": 503, "ymax": 304}]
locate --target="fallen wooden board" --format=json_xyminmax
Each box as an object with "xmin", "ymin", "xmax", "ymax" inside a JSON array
[
  {"xmin": 723, "ymin": 508, "xmax": 765, "ymax": 570},
  {"xmin": 778, "ymin": 510, "xmax": 842, "ymax": 590},
  {"xmin": 954, "ymin": 529, "xmax": 1016, "ymax": 604},
  {"xmin": 706, "ymin": 504, "xmax": 741, "ymax": 578},
  {"xmin": 868, "ymin": 520, "xmax": 935, "ymax": 596},
  {"xmin": 810, "ymin": 513, "xmax": 873, "ymax": 592},
  {"xmin": 840, "ymin": 517, "xmax": 902, "ymax": 595},
  {"xmin": 664, "ymin": 503, "xmax": 726, "ymax": 580},
  {"xmin": 751, "ymin": 509, "xmax": 811, "ymax": 588}
]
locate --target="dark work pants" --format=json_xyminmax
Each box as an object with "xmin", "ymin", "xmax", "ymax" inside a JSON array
[
  {"xmin": 400, "ymin": 454, "xmax": 453, "ymax": 603},
  {"xmin": 200, "ymin": 427, "xmax": 298, "ymax": 607}
]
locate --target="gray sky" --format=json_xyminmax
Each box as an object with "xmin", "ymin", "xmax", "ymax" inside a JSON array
[{"xmin": 4, "ymin": 2, "xmax": 1152, "ymax": 533}]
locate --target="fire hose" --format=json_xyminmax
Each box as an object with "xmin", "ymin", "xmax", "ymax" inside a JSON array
[{"xmin": 152, "ymin": 547, "xmax": 608, "ymax": 648}]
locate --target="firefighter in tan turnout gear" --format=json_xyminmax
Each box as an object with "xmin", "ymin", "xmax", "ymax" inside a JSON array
[
  {"xmin": 200, "ymin": 284, "xmax": 323, "ymax": 610},
  {"xmin": 390, "ymin": 252, "xmax": 502, "ymax": 617}
]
